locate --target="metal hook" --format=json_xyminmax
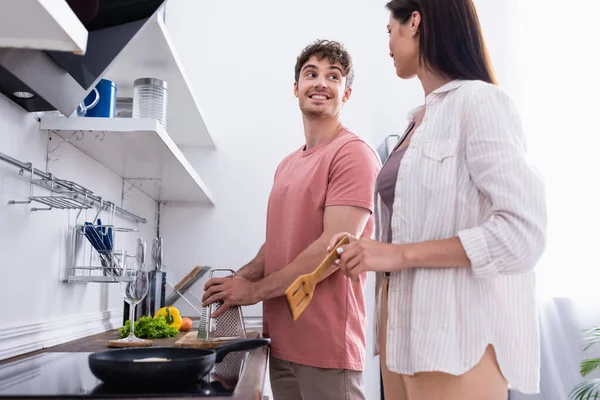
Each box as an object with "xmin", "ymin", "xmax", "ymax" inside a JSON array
[
  {"xmin": 109, "ymin": 202, "xmax": 116, "ymax": 226},
  {"xmin": 93, "ymin": 198, "xmax": 103, "ymax": 222},
  {"xmin": 31, "ymin": 206, "xmax": 52, "ymax": 212},
  {"xmin": 8, "ymin": 162, "xmax": 33, "ymax": 206},
  {"xmin": 28, "ymin": 163, "xmax": 34, "ymax": 198},
  {"xmin": 75, "ymin": 207, "xmax": 84, "ymax": 223},
  {"xmin": 94, "ymin": 131, "xmax": 106, "ymax": 141},
  {"xmin": 75, "ymin": 192, "xmax": 88, "ymax": 224}
]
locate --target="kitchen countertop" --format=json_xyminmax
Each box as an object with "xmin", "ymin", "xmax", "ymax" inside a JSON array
[{"xmin": 0, "ymin": 329, "xmax": 269, "ymax": 400}]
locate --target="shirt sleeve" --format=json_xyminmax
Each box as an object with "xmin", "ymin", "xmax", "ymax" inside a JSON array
[
  {"xmin": 325, "ymin": 139, "xmax": 382, "ymax": 213},
  {"xmin": 457, "ymin": 84, "xmax": 547, "ymax": 278}
]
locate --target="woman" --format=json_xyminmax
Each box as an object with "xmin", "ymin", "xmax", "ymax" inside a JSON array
[{"xmin": 328, "ymin": 0, "xmax": 547, "ymax": 399}]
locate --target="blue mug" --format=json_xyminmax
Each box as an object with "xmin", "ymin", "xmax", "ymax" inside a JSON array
[{"xmin": 78, "ymin": 79, "xmax": 117, "ymax": 117}]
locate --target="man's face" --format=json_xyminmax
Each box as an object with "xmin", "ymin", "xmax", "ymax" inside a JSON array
[{"xmin": 294, "ymin": 55, "xmax": 352, "ymax": 119}]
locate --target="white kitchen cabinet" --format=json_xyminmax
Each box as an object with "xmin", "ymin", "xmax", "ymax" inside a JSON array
[{"xmin": 0, "ymin": 0, "xmax": 88, "ymax": 54}]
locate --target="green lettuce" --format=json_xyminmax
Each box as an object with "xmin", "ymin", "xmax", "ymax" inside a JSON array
[{"xmin": 118, "ymin": 314, "xmax": 179, "ymax": 339}]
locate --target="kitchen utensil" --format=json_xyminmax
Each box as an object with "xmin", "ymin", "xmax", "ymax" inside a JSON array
[
  {"xmin": 96, "ymin": 218, "xmax": 117, "ymax": 276},
  {"xmin": 175, "ymin": 329, "xmax": 261, "ymax": 349},
  {"xmin": 165, "ymin": 266, "xmax": 210, "ymax": 306},
  {"xmin": 213, "ymin": 350, "xmax": 246, "ymax": 386},
  {"xmin": 78, "ymin": 79, "xmax": 117, "ymax": 118},
  {"xmin": 198, "ymin": 303, "xmax": 210, "ymax": 341},
  {"xmin": 97, "ymin": 219, "xmax": 113, "ymax": 251},
  {"xmin": 112, "ymin": 249, "xmax": 150, "ymax": 347},
  {"xmin": 205, "ymin": 269, "xmax": 247, "ymax": 341},
  {"xmin": 142, "ymin": 237, "xmax": 163, "ymax": 317},
  {"xmin": 158, "ymin": 237, "xmax": 164, "ymax": 270},
  {"xmin": 176, "ymin": 332, "xmax": 232, "ymax": 349},
  {"xmin": 192, "ymin": 267, "xmax": 212, "ymax": 341},
  {"xmin": 132, "ymin": 77, "xmax": 168, "ymax": 129},
  {"xmin": 107, "ymin": 338, "xmax": 152, "ymax": 348},
  {"xmin": 285, "ymin": 235, "xmax": 350, "ymax": 320},
  {"xmin": 76, "ymin": 88, "xmax": 99, "ymax": 117},
  {"xmin": 136, "ymin": 237, "xmax": 146, "ymax": 266},
  {"xmin": 144, "ymin": 238, "xmax": 157, "ymax": 317},
  {"xmin": 88, "ymin": 338, "xmax": 270, "ymax": 386},
  {"xmin": 83, "ymin": 221, "xmax": 115, "ymax": 277},
  {"xmin": 151, "ymin": 237, "xmax": 160, "ymax": 271}
]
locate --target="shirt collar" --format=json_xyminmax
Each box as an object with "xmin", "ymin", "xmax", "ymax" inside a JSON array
[
  {"xmin": 406, "ymin": 79, "xmax": 469, "ymax": 120},
  {"xmin": 431, "ymin": 79, "xmax": 468, "ymax": 95}
]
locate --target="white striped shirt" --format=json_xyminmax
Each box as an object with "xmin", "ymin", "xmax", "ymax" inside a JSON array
[{"xmin": 374, "ymin": 79, "xmax": 547, "ymax": 394}]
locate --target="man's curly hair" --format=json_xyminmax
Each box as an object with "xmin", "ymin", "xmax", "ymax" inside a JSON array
[{"xmin": 294, "ymin": 40, "xmax": 354, "ymax": 88}]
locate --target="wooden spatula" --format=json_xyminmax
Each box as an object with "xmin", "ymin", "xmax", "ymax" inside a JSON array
[{"xmin": 285, "ymin": 235, "xmax": 350, "ymax": 320}]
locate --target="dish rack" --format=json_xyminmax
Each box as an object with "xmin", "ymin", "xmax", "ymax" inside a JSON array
[
  {"xmin": 66, "ymin": 224, "xmax": 138, "ymax": 283},
  {"xmin": 65, "ymin": 202, "xmax": 138, "ymax": 283}
]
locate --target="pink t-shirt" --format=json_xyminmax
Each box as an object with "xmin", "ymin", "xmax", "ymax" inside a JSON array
[{"xmin": 263, "ymin": 129, "xmax": 381, "ymax": 371}]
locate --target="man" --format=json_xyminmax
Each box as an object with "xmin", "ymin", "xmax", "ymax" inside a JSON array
[{"xmin": 202, "ymin": 39, "xmax": 381, "ymax": 400}]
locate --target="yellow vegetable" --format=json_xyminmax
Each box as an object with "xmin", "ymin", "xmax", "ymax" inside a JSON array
[{"xmin": 154, "ymin": 307, "xmax": 183, "ymax": 330}]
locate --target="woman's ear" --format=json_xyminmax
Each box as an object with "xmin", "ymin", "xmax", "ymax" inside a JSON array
[{"xmin": 410, "ymin": 11, "xmax": 422, "ymax": 36}]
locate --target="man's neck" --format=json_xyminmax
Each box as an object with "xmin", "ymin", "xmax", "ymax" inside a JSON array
[{"xmin": 302, "ymin": 115, "xmax": 344, "ymax": 151}]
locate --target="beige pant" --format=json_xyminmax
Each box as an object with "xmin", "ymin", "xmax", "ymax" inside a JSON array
[
  {"xmin": 380, "ymin": 278, "xmax": 508, "ymax": 400},
  {"xmin": 269, "ymin": 355, "xmax": 365, "ymax": 400}
]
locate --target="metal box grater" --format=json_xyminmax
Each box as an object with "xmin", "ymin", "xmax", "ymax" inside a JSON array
[{"xmin": 198, "ymin": 269, "xmax": 247, "ymax": 341}]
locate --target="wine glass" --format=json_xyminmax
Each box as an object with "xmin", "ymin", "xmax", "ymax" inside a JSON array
[{"xmin": 116, "ymin": 248, "xmax": 149, "ymax": 343}]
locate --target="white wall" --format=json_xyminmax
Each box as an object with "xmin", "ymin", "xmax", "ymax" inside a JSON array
[
  {"xmin": 0, "ymin": 96, "xmax": 157, "ymax": 360},
  {"xmin": 161, "ymin": 1, "xmax": 515, "ymax": 399}
]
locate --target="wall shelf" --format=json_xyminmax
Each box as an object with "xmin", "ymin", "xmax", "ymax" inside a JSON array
[
  {"xmin": 104, "ymin": 16, "xmax": 214, "ymax": 148},
  {"xmin": 0, "ymin": 0, "xmax": 88, "ymax": 54},
  {"xmin": 40, "ymin": 117, "xmax": 215, "ymax": 205}
]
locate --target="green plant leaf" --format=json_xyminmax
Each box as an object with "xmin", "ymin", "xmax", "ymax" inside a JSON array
[
  {"xmin": 582, "ymin": 359, "xmax": 600, "ymax": 377},
  {"xmin": 570, "ymin": 379, "xmax": 600, "ymax": 400},
  {"xmin": 582, "ymin": 327, "xmax": 600, "ymax": 351}
]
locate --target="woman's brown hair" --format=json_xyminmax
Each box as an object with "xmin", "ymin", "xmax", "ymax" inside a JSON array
[{"xmin": 386, "ymin": 0, "xmax": 497, "ymax": 85}]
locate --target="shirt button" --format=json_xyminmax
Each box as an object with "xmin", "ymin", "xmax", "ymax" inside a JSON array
[{"xmin": 398, "ymin": 175, "xmax": 403, "ymax": 181}]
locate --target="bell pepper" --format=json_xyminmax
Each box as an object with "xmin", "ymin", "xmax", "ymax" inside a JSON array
[{"xmin": 154, "ymin": 306, "xmax": 183, "ymax": 330}]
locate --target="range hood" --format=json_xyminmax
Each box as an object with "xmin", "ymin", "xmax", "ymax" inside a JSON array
[{"xmin": 0, "ymin": 0, "xmax": 166, "ymax": 117}]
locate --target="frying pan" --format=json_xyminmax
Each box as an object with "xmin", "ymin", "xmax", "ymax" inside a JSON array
[{"xmin": 88, "ymin": 338, "xmax": 270, "ymax": 386}]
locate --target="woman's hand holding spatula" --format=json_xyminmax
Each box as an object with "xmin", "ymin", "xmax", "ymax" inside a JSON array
[{"xmin": 327, "ymin": 232, "xmax": 407, "ymax": 283}]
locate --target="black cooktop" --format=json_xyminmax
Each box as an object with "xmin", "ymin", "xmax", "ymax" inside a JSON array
[{"xmin": 0, "ymin": 352, "xmax": 246, "ymax": 398}]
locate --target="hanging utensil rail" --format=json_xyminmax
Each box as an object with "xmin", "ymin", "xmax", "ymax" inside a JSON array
[{"xmin": 0, "ymin": 151, "xmax": 147, "ymax": 223}]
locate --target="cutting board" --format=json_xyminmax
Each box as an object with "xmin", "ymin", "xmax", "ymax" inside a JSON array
[
  {"xmin": 174, "ymin": 330, "xmax": 259, "ymax": 349},
  {"xmin": 107, "ymin": 338, "xmax": 152, "ymax": 348}
]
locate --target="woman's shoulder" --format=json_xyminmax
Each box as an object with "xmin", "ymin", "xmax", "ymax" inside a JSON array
[
  {"xmin": 454, "ymin": 81, "xmax": 522, "ymax": 136},
  {"xmin": 456, "ymin": 80, "xmax": 515, "ymax": 105}
]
